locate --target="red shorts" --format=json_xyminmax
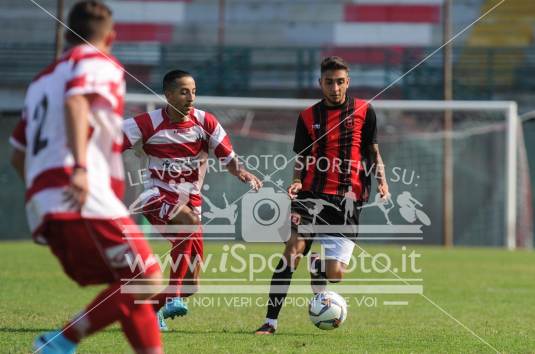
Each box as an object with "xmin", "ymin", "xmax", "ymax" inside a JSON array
[
  {"xmin": 141, "ymin": 187, "xmax": 203, "ymax": 260},
  {"xmin": 43, "ymin": 217, "xmax": 160, "ymax": 286}
]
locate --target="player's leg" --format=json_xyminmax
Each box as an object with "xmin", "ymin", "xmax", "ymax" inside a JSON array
[
  {"xmin": 142, "ymin": 190, "xmax": 193, "ymax": 315},
  {"xmin": 325, "ymin": 260, "xmax": 347, "ymax": 282},
  {"xmin": 309, "ymin": 250, "xmax": 328, "ymax": 295},
  {"xmin": 35, "ymin": 281, "xmax": 150, "ymax": 354},
  {"xmin": 180, "ymin": 232, "xmax": 203, "ymax": 298},
  {"xmin": 150, "ymin": 237, "xmax": 191, "ymax": 308},
  {"xmin": 119, "ymin": 300, "xmax": 163, "ymax": 354},
  {"xmin": 255, "ymin": 230, "xmax": 308, "ymax": 334},
  {"xmin": 34, "ymin": 219, "xmax": 163, "ymax": 354},
  {"xmin": 155, "ymin": 198, "xmax": 202, "ymax": 316},
  {"xmin": 310, "ymin": 196, "xmax": 359, "ymax": 292},
  {"xmin": 55, "ymin": 279, "xmax": 162, "ymax": 353},
  {"xmin": 151, "ymin": 202, "xmax": 200, "ymax": 296},
  {"xmin": 150, "ymin": 237, "xmax": 191, "ymax": 331},
  {"xmin": 310, "ymin": 235, "xmax": 354, "ymax": 294},
  {"xmin": 168, "ymin": 204, "xmax": 200, "ymax": 226},
  {"xmin": 116, "ymin": 219, "xmax": 164, "ymax": 353},
  {"xmin": 156, "ymin": 228, "xmax": 202, "ymax": 318}
]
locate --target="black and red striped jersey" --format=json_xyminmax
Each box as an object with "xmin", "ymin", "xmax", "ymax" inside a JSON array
[{"xmin": 292, "ymin": 96, "xmax": 377, "ymax": 200}]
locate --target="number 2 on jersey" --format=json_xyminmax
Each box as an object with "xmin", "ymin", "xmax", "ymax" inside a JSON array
[{"xmin": 32, "ymin": 95, "xmax": 48, "ymax": 156}]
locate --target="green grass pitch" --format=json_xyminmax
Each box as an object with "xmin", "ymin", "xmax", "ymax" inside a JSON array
[{"xmin": 0, "ymin": 241, "xmax": 534, "ymax": 353}]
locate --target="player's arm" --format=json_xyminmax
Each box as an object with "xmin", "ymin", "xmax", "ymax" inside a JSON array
[
  {"xmin": 204, "ymin": 112, "xmax": 262, "ymax": 191},
  {"xmin": 226, "ymin": 157, "xmax": 262, "ymax": 191},
  {"xmin": 10, "ymin": 149, "xmax": 25, "ymax": 180},
  {"xmin": 288, "ymin": 114, "xmax": 312, "ymax": 199},
  {"xmin": 288, "ymin": 156, "xmax": 305, "ymax": 200},
  {"xmin": 369, "ymin": 144, "xmax": 388, "ymax": 199},
  {"xmin": 364, "ymin": 106, "xmax": 389, "ymax": 199},
  {"xmin": 64, "ymin": 94, "xmax": 90, "ymax": 206},
  {"xmin": 122, "ymin": 116, "xmax": 145, "ymax": 153},
  {"xmin": 9, "ymin": 115, "xmax": 27, "ymax": 180}
]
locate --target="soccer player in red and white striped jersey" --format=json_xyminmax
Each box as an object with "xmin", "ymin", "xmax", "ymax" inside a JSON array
[
  {"xmin": 123, "ymin": 70, "xmax": 262, "ymax": 330},
  {"xmin": 9, "ymin": 2, "xmax": 163, "ymax": 352}
]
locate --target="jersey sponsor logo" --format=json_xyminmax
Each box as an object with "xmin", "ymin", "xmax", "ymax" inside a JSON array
[
  {"xmin": 312, "ymin": 124, "xmax": 321, "ymax": 130},
  {"xmin": 173, "ymin": 127, "xmax": 194, "ymax": 134},
  {"xmin": 168, "ymin": 126, "xmax": 203, "ymax": 141},
  {"xmin": 160, "ymin": 156, "xmax": 202, "ymax": 172},
  {"xmin": 344, "ymin": 117, "xmax": 354, "ymax": 129}
]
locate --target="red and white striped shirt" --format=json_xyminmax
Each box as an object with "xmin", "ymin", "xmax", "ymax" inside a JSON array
[
  {"xmin": 9, "ymin": 44, "xmax": 128, "ymax": 242},
  {"xmin": 122, "ymin": 107, "xmax": 235, "ymax": 195}
]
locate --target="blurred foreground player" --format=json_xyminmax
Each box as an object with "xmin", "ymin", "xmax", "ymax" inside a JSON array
[{"xmin": 9, "ymin": 1, "xmax": 163, "ymax": 352}]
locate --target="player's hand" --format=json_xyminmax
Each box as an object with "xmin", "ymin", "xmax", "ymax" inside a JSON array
[
  {"xmin": 377, "ymin": 181, "xmax": 390, "ymax": 201},
  {"xmin": 64, "ymin": 168, "xmax": 88, "ymax": 209},
  {"xmin": 288, "ymin": 182, "xmax": 302, "ymax": 200},
  {"xmin": 238, "ymin": 170, "xmax": 263, "ymax": 191},
  {"xmin": 291, "ymin": 212, "xmax": 301, "ymax": 225}
]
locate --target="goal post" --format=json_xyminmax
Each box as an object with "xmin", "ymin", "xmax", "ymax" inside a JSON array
[{"xmin": 125, "ymin": 94, "xmax": 528, "ymax": 250}]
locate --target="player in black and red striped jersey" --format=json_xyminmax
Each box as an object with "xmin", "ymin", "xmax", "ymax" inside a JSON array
[{"xmin": 256, "ymin": 56, "xmax": 389, "ymax": 334}]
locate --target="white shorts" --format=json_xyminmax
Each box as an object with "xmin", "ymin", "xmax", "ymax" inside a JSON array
[{"xmin": 318, "ymin": 234, "xmax": 355, "ymax": 265}]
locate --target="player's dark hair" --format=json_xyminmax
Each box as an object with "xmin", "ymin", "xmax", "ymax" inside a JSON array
[
  {"xmin": 320, "ymin": 56, "xmax": 349, "ymax": 74},
  {"xmin": 163, "ymin": 70, "xmax": 193, "ymax": 93},
  {"xmin": 66, "ymin": 1, "xmax": 113, "ymax": 45}
]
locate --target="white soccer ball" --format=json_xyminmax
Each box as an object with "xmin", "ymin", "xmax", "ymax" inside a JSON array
[{"xmin": 308, "ymin": 291, "xmax": 347, "ymax": 330}]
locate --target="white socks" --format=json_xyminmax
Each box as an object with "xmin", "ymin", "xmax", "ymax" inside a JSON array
[{"xmin": 265, "ymin": 318, "xmax": 278, "ymax": 329}]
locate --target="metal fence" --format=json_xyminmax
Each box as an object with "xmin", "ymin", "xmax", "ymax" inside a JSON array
[{"xmin": 1, "ymin": 43, "xmax": 535, "ymax": 100}]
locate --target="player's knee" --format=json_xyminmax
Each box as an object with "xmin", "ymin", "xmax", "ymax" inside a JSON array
[
  {"xmin": 188, "ymin": 212, "xmax": 200, "ymax": 225},
  {"xmin": 283, "ymin": 241, "xmax": 307, "ymax": 269},
  {"xmin": 327, "ymin": 275, "xmax": 343, "ymax": 283},
  {"xmin": 170, "ymin": 211, "xmax": 199, "ymax": 226},
  {"xmin": 282, "ymin": 251, "xmax": 302, "ymax": 270}
]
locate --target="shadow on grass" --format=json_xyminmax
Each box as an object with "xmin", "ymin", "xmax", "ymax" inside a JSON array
[
  {"xmin": 0, "ymin": 326, "xmax": 313, "ymax": 337},
  {"xmin": 0, "ymin": 327, "xmax": 55, "ymax": 333},
  {"xmin": 165, "ymin": 328, "xmax": 313, "ymax": 337}
]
